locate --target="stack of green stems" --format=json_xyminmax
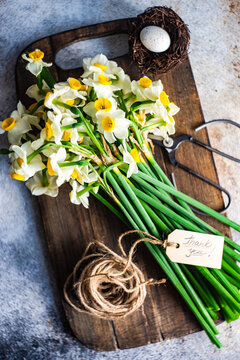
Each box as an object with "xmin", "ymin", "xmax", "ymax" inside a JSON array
[{"xmin": 91, "ymin": 153, "xmax": 240, "ymax": 348}]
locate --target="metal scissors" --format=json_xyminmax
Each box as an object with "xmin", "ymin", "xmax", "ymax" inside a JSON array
[{"xmin": 149, "ymin": 119, "xmax": 240, "ymax": 215}]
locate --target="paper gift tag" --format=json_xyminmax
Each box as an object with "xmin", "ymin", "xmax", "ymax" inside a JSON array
[{"xmin": 166, "ymin": 230, "xmax": 224, "ymax": 269}]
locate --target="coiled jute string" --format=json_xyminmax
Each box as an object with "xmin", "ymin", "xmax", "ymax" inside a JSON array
[{"xmin": 64, "ymin": 230, "xmax": 177, "ymax": 320}]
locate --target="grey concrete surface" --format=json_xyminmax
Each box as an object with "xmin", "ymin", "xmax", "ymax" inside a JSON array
[{"xmin": 0, "ymin": 0, "xmax": 240, "ymax": 359}]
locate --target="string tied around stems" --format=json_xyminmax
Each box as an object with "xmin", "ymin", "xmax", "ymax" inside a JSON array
[{"xmin": 63, "ymin": 230, "xmax": 178, "ymax": 320}]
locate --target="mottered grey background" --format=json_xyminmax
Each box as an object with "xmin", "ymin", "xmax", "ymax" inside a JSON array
[{"xmin": 0, "ymin": 0, "xmax": 240, "ymax": 359}]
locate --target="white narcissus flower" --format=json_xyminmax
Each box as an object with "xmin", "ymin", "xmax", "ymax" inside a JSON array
[
  {"xmin": 54, "ymin": 77, "xmax": 87, "ymax": 101},
  {"xmin": 69, "ymin": 179, "xmax": 90, "ymax": 208},
  {"xmin": 0, "ymin": 101, "xmax": 40, "ymax": 145},
  {"xmin": 26, "ymin": 81, "xmax": 49, "ymax": 102},
  {"xmin": 96, "ymin": 109, "xmax": 130, "ymax": 143},
  {"xmin": 22, "ymin": 50, "xmax": 52, "ymax": 76},
  {"xmin": 61, "ymin": 116, "xmax": 86, "ymax": 145},
  {"xmin": 167, "ymin": 101, "xmax": 180, "ymax": 117},
  {"xmin": 44, "ymin": 88, "xmax": 68, "ymax": 114},
  {"xmin": 31, "ymin": 111, "xmax": 63, "ymax": 150},
  {"xmin": 82, "ymin": 54, "xmax": 117, "ymax": 78},
  {"xmin": 72, "ymin": 165, "xmax": 98, "ymax": 184},
  {"xmin": 148, "ymin": 115, "xmax": 175, "ymax": 139},
  {"xmin": 9, "ymin": 141, "xmax": 45, "ymax": 181},
  {"xmin": 119, "ymin": 144, "xmax": 139, "ymax": 178},
  {"xmin": 131, "ymin": 77, "xmax": 163, "ymax": 101},
  {"xmin": 82, "ymin": 70, "xmax": 131, "ymax": 98},
  {"xmin": 26, "ymin": 171, "xmax": 59, "ymax": 197},
  {"xmin": 83, "ymin": 97, "xmax": 117, "ymax": 122},
  {"xmin": 46, "ymin": 147, "xmax": 82, "ymax": 187}
]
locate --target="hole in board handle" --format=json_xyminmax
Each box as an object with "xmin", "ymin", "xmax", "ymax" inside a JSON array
[{"xmin": 55, "ymin": 33, "xmax": 129, "ymax": 70}]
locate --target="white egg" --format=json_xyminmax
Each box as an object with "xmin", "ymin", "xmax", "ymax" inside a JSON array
[{"xmin": 140, "ymin": 26, "xmax": 171, "ymax": 53}]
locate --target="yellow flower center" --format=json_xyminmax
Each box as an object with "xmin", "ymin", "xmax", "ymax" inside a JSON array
[
  {"xmin": 130, "ymin": 149, "xmax": 140, "ymax": 163},
  {"xmin": 94, "ymin": 98, "xmax": 112, "ymax": 112},
  {"xmin": 28, "ymin": 102, "xmax": 38, "ymax": 111},
  {"xmin": 77, "ymin": 137, "xmax": 83, "ymax": 144},
  {"xmin": 94, "ymin": 63, "xmax": 107, "ymax": 71},
  {"xmin": 45, "ymin": 120, "xmax": 53, "ymax": 139},
  {"xmin": 160, "ymin": 91, "xmax": 170, "ymax": 106},
  {"xmin": 139, "ymin": 77, "xmax": 152, "ymax": 88},
  {"xmin": 102, "ymin": 116, "xmax": 115, "ymax": 132},
  {"xmin": 17, "ymin": 157, "xmax": 24, "ymax": 167},
  {"xmin": 65, "ymin": 99, "xmax": 75, "ymax": 106},
  {"xmin": 69, "ymin": 78, "xmax": 82, "ymax": 90},
  {"xmin": 71, "ymin": 169, "xmax": 78, "ymax": 179},
  {"xmin": 44, "ymin": 92, "xmax": 53, "ymax": 106},
  {"xmin": 98, "ymin": 74, "xmax": 112, "ymax": 85},
  {"xmin": 168, "ymin": 115, "xmax": 174, "ymax": 123},
  {"xmin": 1, "ymin": 117, "xmax": 15, "ymax": 131},
  {"xmin": 47, "ymin": 158, "xmax": 55, "ymax": 176},
  {"xmin": 62, "ymin": 131, "xmax": 71, "ymax": 141},
  {"xmin": 28, "ymin": 50, "xmax": 44, "ymax": 61},
  {"xmin": 10, "ymin": 173, "xmax": 24, "ymax": 181}
]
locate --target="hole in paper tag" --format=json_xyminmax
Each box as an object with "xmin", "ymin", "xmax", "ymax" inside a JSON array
[{"xmin": 166, "ymin": 230, "xmax": 224, "ymax": 269}]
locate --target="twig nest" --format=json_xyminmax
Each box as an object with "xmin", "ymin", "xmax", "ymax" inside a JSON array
[{"xmin": 129, "ymin": 6, "xmax": 190, "ymax": 75}]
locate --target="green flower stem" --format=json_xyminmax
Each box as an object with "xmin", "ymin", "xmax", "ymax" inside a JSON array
[
  {"xmin": 124, "ymin": 94, "xmax": 136, "ymax": 103},
  {"xmin": 136, "ymin": 162, "xmax": 185, "ymax": 230},
  {"xmin": 223, "ymin": 253, "xmax": 240, "ymax": 274},
  {"xmin": 170, "ymin": 262, "xmax": 218, "ymax": 334},
  {"xmin": 207, "ymin": 309, "xmax": 219, "ymax": 321},
  {"xmin": 52, "ymin": 100, "xmax": 106, "ymax": 155},
  {"xmin": 29, "ymin": 99, "xmax": 44, "ymax": 115},
  {"xmin": 219, "ymin": 295, "xmax": 239, "ymax": 323},
  {"xmin": 136, "ymin": 181, "xmax": 175, "ymax": 231},
  {"xmin": 223, "ymin": 245, "xmax": 240, "ymax": 262},
  {"xmin": 145, "ymin": 150, "xmax": 194, "ymax": 214},
  {"xmin": 198, "ymin": 267, "xmax": 240, "ymax": 312},
  {"xmin": 223, "ymin": 273, "xmax": 240, "ymax": 289},
  {"xmin": 130, "ymin": 100, "xmax": 156, "ymax": 112},
  {"xmin": 113, "ymin": 168, "xmax": 160, "ymax": 236},
  {"xmin": 41, "ymin": 66, "xmax": 55, "ymax": 89},
  {"xmin": 61, "ymin": 122, "xmax": 83, "ymax": 131},
  {"xmin": 181, "ymin": 264, "xmax": 217, "ymax": 313},
  {"xmin": 91, "ymin": 191, "xmax": 129, "ymax": 227},
  {"xmin": 27, "ymin": 141, "xmax": 93, "ymax": 164},
  {"xmin": 58, "ymin": 160, "xmax": 89, "ymax": 168},
  {"xmin": 76, "ymin": 183, "xmax": 99, "ymax": 198},
  {"xmin": 115, "ymin": 90, "xmax": 128, "ymax": 114},
  {"xmin": 107, "ymin": 171, "xmax": 154, "ymax": 233},
  {"xmin": 210, "ymin": 268, "xmax": 240, "ymax": 303},
  {"xmin": 141, "ymin": 121, "xmax": 166, "ymax": 133},
  {"xmin": 136, "ymin": 171, "xmax": 240, "ymax": 238},
  {"xmin": 138, "ymin": 198, "xmax": 170, "ymax": 233},
  {"xmin": 27, "ymin": 142, "xmax": 54, "ymax": 163},
  {"xmin": 189, "ymin": 266, "xmax": 220, "ymax": 311},
  {"xmin": 221, "ymin": 259, "xmax": 240, "ymax": 282}
]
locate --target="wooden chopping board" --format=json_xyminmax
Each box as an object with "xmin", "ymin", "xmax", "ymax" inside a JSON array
[{"xmin": 15, "ymin": 18, "xmax": 231, "ymax": 351}]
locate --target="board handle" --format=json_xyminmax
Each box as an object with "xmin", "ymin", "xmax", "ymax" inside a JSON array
[{"xmin": 50, "ymin": 18, "xmax": 132, "ymax": 56}]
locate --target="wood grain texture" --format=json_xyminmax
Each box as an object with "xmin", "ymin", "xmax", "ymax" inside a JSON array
[{"xmin": 15, "ymin": 18, "xmax": 230, "ymax": 351}]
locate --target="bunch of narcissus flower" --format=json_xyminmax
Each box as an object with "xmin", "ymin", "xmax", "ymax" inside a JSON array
[{"xmin": 1, "ymin": 49, "xmax": 240, "ymax": 347}]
